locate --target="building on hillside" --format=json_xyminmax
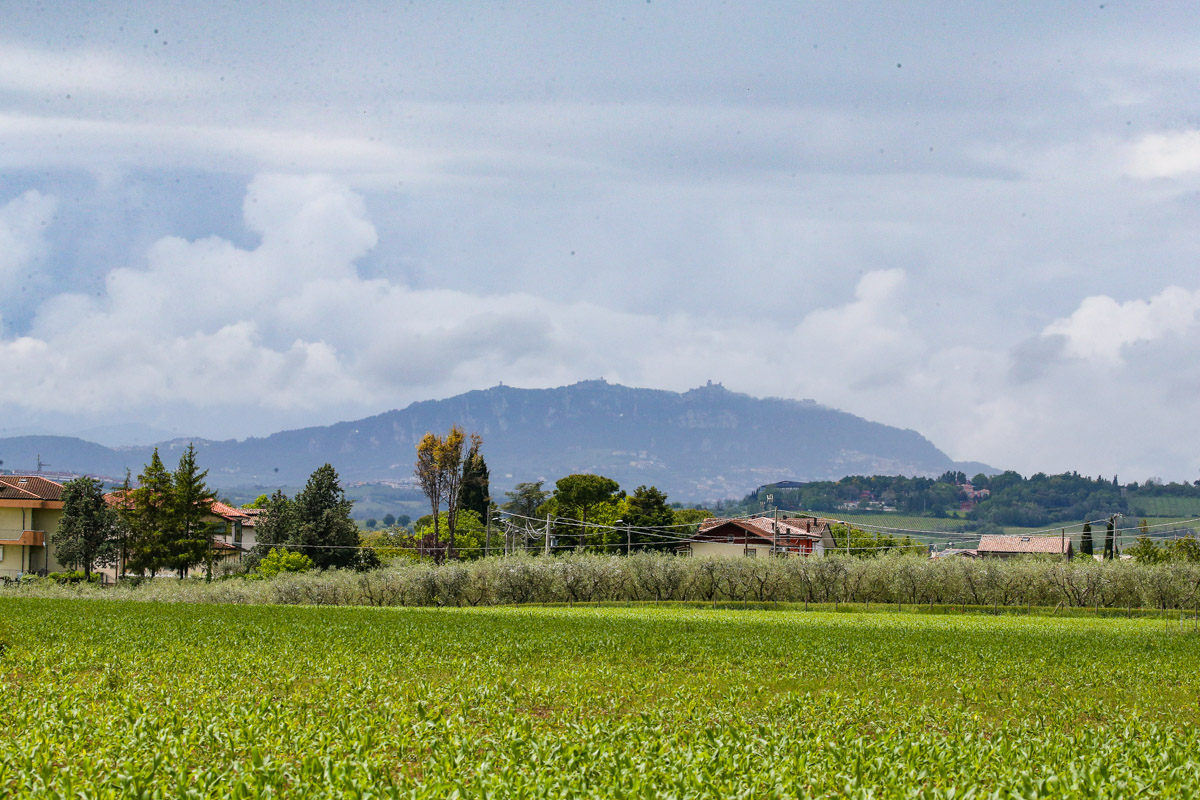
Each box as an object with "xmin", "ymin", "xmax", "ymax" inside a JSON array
[
  {"xmin": 680, "ymin": 516, "xmax": 837, "ymax": 558},
  {"xmin": 0, "ymin": 475, "xmax": 67, "ymax": 579},
  {"xmin": 976, "ymin": 534, "xmax": 1072, "ymax": 559}
]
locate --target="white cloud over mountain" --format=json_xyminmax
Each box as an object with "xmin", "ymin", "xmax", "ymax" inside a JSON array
[{"xmin": 3, "ymin": 3, "xmax": 1200, "ymax": 484}]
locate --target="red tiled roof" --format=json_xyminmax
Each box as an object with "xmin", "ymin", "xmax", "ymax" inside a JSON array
[
  {"xmin": 691, "ymin": 517, "xmax": 827, "ymax": 546},
  {"xmin": 0, "ymin": 475, "xmax": 64, "ymax": 502},
  {"xmin": 977, "ymin": 534, "xmax": 1070, "ymax": 555},
  {"xmin": 209, "ymin": 501, "xmax": 250, "ymax": 522},
  {"xmin": 699, "ymin": 516, "xmax": 831, "ymax": 537}
]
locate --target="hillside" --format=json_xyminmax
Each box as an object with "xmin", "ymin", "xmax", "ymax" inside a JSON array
[{"xmin": 0, "ymin": 381, "xmax": 988, "ymax": 501}]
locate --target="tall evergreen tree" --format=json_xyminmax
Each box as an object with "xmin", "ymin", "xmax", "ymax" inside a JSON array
[
  {"xmin": 1104, "ymin": 516, "xmax": 1116, "ymax": 560},
  {"xmin": 1080, "ymin": 522, "xmax": 1094, "ymax": 557},
  {"xmin": 292, "ymin": 464, "xmax": 359, "ymax": 570},
  {"xmin": 52, "ymin": 476, "xmax": 119, "ymax": 580},
  {"xmin": 459, "ymin": 435, "xmax": 490, "ymax": 522},
  {"xmin": 171, "ymin": 443, "xmax": 216, "ymax": 579},
  {"xmin": 126, "ymin": 448, "xmax": 174, "ymax": 577},
  {"xmin": 249, "ymin": 489, "xmax": 297, "ymax": 566}
]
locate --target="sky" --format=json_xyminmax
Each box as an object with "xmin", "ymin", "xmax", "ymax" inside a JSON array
[{"xmin": 2, "ymin": 1, "xmax": 1200, "ymax": 483}]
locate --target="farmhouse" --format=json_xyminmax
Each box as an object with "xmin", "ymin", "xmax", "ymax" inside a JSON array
[
  {"xmin": 977, "ymin": 534, "xmax": 1072, "ymax": 559},
  {"xmin": 682, "ymin": 516, "xmax": 837, "ymax": 558},
  {"xmin": 0, "ymin": 475, "xmax": 67, "ymax": 579},
  {"xmin": 209, "ymin": 501, "xmax": 260, "ymax": 559}
]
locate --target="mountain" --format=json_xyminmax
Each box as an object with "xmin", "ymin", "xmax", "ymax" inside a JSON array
[{"xmin": 0, "ymin": 381, "xmax": 991, "ymax": 501}]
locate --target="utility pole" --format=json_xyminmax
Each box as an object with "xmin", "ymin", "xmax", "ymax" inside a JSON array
[
  {"xmin": 544, "ymin": 513, "xmax": 551, "ymax": 556},
  {"xmin": 485, "ymin": 506, "xmax": 492, "ymax": 557}
]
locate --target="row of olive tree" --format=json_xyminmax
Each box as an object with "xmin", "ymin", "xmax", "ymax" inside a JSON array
[{"xmin": 21, "ymin": 551, "xmax": 1200, "ymax": 612}]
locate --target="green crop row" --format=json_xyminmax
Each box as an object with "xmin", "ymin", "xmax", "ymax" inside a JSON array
[{"xmin": 0, "ymin": 600, "xmax": 1198, "ymax": 798}]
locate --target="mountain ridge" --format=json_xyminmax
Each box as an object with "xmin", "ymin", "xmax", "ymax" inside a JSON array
[{"xmin": 0, "ymin": 381, "xmax": 992, "ymax": 501}]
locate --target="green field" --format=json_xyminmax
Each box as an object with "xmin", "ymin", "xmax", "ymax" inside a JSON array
[
  {"xmin": 2, "ymin": 600, "xmax": 1199, "ymax": 797},
  {"xmin": 1129, "ymin": 496, "xmax": 1200, "ymax": 519}
]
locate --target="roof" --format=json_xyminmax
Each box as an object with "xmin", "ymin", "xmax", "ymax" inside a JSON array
[
  {"xmin": 699, "ymin": 516, "xmax": 833, "ymax": 536},
  {"xmin": 930, "ymin": 547, "xmax": 979, "ymax": 559},
  {"xmin": 209, "ymin": 501, "xmax": 251, "ymax": 522},
  {"xmin": 691, "ymin": 517, "xmax": 831, "ymax": 547},
  {"xmin": 977, "ymin": 534, "xmax": 1071, "ymax": 555},
  {"xmin": 0, "ymin": 475, "xmax": 64, "ymax": 502}
]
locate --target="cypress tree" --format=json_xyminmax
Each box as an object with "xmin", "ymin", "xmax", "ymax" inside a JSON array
[
  {"xmin": 459, "ymin": 436, "xmax": 490, "ymax": 522},
  {"xmin": 1081, "ymin": 522, "xmax": 1094, "ymax": 557},
  {"xmin": 1104, "ymin": 517, "xmax": 1115, "ymax": 560}
]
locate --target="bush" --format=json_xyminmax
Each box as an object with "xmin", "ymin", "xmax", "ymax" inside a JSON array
[{"xmin": 257, "ymin": 548, "xmax": 315, "ymax": 578}]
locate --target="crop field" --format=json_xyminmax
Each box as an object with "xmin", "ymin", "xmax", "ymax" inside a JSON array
[
  {"xmin": 1130, "ymin": 497, "xmax": 1200, "ymax": 519},
  {"xmin": 2, "ymin": 600, "xmax": 1199, "ymax": 798}
]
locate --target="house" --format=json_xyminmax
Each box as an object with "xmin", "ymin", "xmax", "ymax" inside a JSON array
[
  {"xmin": 681, "ymin": 516, "xmax": 837, "ymax": 558},
  {"xmin": 976, "ymin": 534, "xmax": 1072, "ymax": 559},
  {"xmin": 0, "ymin": 475, "xmax": 66, "ymax": 579},
  {"xmin": 930, "ymin": 547, "xmax": 979, "ymax": 559},
  {"xmin": 209, "ymin": 501, "xmax": 260, "ymax": 559}
]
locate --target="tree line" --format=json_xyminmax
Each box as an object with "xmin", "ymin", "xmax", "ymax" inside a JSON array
[
  {"xmin": 53, "ymin": 443, "xmax": 218, "ymax": 580},
  {"xmin": 737, "ymin": 470, "xmax": 1200, "ymax": 530}
]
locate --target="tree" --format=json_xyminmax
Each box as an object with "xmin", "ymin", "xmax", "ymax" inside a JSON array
[
  {"xmin": 1126, "ymin": 536, "xmax": 1167, "ymax": 564},
  {"xmin": 624, "ymin": 485, "xmax": 675, "ymax": 551},
  {"xmin": 382, "ymin": 513, "xmax": 396, "ymax": 527},
  {"xmin": 459, "ymin": 435, "xmax": 490, "ymax": 522},
  {"xmin": 246, "ymin": 494, "xmax": 270, "ymax": 509},
  {"xmin": 1104, "ymin": 516, "xmax": 1116, "ymax": 561},
  {"xmin": 171, "ymin": 443, "xmax": 216, "ymax": 579},
  {"xmin": 52, "ymin": 476, "xmax": 119, "ymax": 580},
  {"xmin": 414, "ymin": 426, "xmax": 471, "ymax": 560},
  {"xmin": 365, "ymin": 518, "xmax": 378, "ymax": 530},
  {"xmin": 292, "ymin": 464, "xmax": 360, "ymax": 570},
  {"xmin": 250, "ymin": 490, "xmax": 297, "ymax": 567},
  {"xmin": 503, "ymin": 481, "xmax": 550, "ymax": 519},
  {"xmin": 554, "ymin": 474, "xmax": 622, "ymax": 550},
  {"xmin": 1080, "ymin": 522, "xmax": 1094, "ymax": 557},
  {"xmin": 126, "ymin": 448, "xmax": 174, "ymax": 577}
]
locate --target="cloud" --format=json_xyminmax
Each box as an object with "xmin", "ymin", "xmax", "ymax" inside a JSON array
[
  {"xmin": 1128, "ymin": 131, "xmax": 1200, "ymax": 179},
  {"xmin": 1042, "ymin": 287, "xmax": 1200, "ymax": 364},
  {"xmin": 0, "ymin": 189, "xmax": 56, "ymax": 315},
  {"xmin": 3, "ymin": 170, "xmax": 1200, "ymax": 487},
  {"xmin": 0, "ymin": 43, "xmax": 209, "ymax": 98}
]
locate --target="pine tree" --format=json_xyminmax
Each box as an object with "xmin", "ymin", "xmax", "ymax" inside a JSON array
[
  {"xmin": 126, "ymin": 449, "xmax": 174, "ymax": 577},
  {"xmin": 1104, "ymin": 516, "xmax": 1115, "ymax": 561},
  {"xmin": 293, "ymin": 464, "xmax": 359, "ymax": 570},
  {"xmin": 1080, "ymin": 522, "xmax": 1094, "ymax": 557},
  {"xmin": 171, "ymin": 443, "xmax": 216, "ymax": 579},
  {"xmin": 249, "ymin": 489, "xmax": 296, "ymax": 566}
]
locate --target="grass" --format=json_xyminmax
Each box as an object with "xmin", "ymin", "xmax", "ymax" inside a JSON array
[{"xmin": 1, "ymin": 599, "xmax": 1199, "ymax": 797}]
